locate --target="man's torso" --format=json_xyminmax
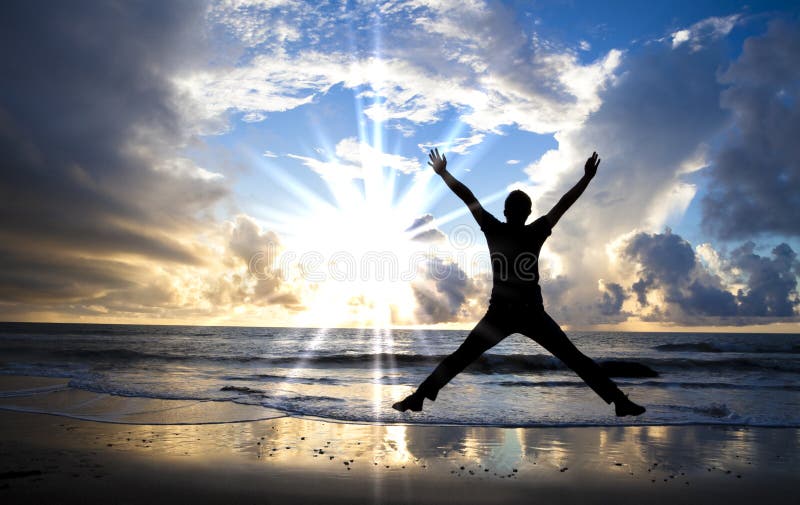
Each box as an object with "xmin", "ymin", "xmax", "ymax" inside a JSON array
[{"xmin": 480, "ymin": 213, "xmax": 552, "ymax": 306}]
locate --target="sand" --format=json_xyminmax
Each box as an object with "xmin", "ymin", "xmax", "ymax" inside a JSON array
[{"xmin": 0, "ymin": 375, "xmax": 797, "ymax": 504}]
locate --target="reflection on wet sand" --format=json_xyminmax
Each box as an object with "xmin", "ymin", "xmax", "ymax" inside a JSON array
[
  {"xmin": 181, "ymin": 414, "xmax": 793, "ymax": 485},
  {"xmin": 1, "ymin": 405, "xmax": 798, "ymax": 505}
]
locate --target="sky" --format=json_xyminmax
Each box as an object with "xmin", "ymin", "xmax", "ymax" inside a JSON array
[{"xmin": 0, "ymin": 0, "xmax": 798, "ymax": 331}]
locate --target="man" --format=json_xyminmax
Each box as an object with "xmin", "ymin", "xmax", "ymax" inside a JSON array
[{"xmin": 392, "ymin": 148, "xmax": 645, "ymax": 417}]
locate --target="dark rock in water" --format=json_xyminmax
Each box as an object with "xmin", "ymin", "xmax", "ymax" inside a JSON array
[
  {"xmin": 599, "ymin": 361, "xmax": 659, "ymax": 378},
  {"xmin": 220, "ymin": 385, "xmax": 263, "ymax": 394}
]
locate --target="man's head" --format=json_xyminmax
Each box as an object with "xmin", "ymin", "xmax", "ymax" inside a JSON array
[{"xmin": 504, "ymin": 189, "xmax": 532, "ymax": 225}]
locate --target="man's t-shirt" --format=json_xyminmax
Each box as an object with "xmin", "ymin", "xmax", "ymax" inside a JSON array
[{"xmin": 479, "ymin": 211, "xmax": 552, "ymax": 305}]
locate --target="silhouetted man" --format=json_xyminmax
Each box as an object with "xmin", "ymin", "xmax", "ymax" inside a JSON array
[{"xmin": 393, "ymin": 149, "xmax": 646, "ymax": 417}]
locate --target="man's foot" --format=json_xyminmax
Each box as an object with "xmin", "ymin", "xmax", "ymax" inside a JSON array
[
  {"xmin": 614, "ymin": 395, "xmax": 646, "ymax": 417},
  {"xmin": 392, "ymin": 392, "xmax": 424, "ymax": 412}
]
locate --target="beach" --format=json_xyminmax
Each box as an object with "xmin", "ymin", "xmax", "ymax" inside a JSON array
[{"xmin": 1, "ymin": 376, "xmax": 797, "ymax": 504}]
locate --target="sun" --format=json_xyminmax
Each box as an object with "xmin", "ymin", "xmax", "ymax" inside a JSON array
[{"xmin": 289, "ymin": 200, "xmax": 424, "ymax": 328}]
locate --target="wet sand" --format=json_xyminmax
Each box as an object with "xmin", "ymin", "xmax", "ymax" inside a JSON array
[{"xmin": 1, "ymin": 376, "xmax": 797, "ymax": 504}]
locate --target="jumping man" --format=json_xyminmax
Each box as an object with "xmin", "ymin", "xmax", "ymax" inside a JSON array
[{"xmin": 392, "ymin": 149, "xmax": 646, "ymax": 417}]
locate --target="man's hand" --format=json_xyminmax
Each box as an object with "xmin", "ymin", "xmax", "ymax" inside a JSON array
[
  {"xmin": 584, "ymin": 151, "xmax": 600, "ymax": 178},
  {"xmin": 429, "ymin": 148, "xmax": 485, "ymax": 225},
  {"xmin": 547, "ymin": 151, "xmax": 601, "ymax": 227},
  {"xmin": 428, "ymin": 148, "xmax": 447, "ymax": 175}
]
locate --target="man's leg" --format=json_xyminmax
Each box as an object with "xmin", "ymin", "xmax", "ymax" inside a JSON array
[
  {"xmin": 392, "ymin": 315, "xmax": 507, "ymax": 411},
  {"xmin": 523, "ymin": 311, "xmax": 643, "ymax": 414}
]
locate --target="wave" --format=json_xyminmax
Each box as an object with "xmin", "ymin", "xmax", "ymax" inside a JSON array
[
  {"xmin": 654, "ymin": 342, "xmax": 800, "ymax": 354},
  {"xmin": 7, "ymin": 348, "xmax": 798, "ymax": 375},
  {"xmin": 491, "ymin": 379, "xmax": 800, "ymax": 391},
  {"xmin": 663, "ymin": 403, "xmax": 737, "ymax": 419},
  {"xmin": 634, "ymin": 356, "xmax": 800, "ymax": 373},
  {"xmin": 222, "ymin": 374, "xmax": 341, "ymax": 385},
  {"xmin": 3, "ymin": 379, "xmax": 797, "ymax": 428},
  {"xmin": 261, "ymin": 352, "xmax": 797, "ymax": 374}
]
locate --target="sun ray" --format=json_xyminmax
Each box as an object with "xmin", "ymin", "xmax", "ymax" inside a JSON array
[
  {"xmin": 274, "ymin": 327, "xmax": 330, "ymax": 404},
  {"xmin": 250, "ymin": 150, "xmax": 337, "ymax": 215}
]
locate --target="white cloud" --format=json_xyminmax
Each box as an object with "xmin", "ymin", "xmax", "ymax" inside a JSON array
[
  {"xmin": 419, "ymin": 133, "xmax": 486, "ymax": 155},
  {"xmin": 290, "ymin": 137, "xmax": 420, "ymax": 180},
  {"xmin": 187, "ymin": 1, "xmax": 624, "ymax": 136},
  {"xmin": 671, "ymin": 29, "xmax": 691, "ymax": 48},
  {"xmin": 670, "ymin": 15, "xmax": 740, "ymax": 51},
  {"xmin": 242, "ymin": 111, "xmax": 267, "ymax": 122}
]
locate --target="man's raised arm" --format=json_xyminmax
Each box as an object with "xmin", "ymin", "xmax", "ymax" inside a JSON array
[
  {"xmin": 545, "ymin": 151, "xmax": 600, "ymax": 227},
  {"xmin": 427, "ymin": 148, "xmax": 485, "ymax": 225}
]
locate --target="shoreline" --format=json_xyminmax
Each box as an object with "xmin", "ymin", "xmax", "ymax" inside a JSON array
[{"xmin": 1, "ymin": 376, "xmax": 798, "ymax": 504}]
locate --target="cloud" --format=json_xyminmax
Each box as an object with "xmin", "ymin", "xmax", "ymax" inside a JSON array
[
  {"xmin": 420, "ymin": 133, "xmax": 486, "ymax": 155},
  {"xmin": 0, "ymin": 2, "xmax": 229, "ymax": 312},
  {"xmin": 405, "ymin": 214, "xmax": 435, "ymax": 231},
  {"xmin": 207, "ymin": 0, "xmax": 303, "ymax": 50},
  {"xmin": 624, "ymin": 229, "xmax": 696, "ymax": 305},
  {"xmin": 515, "ymin": 26, "xmax": 730, "ymax": 325},
  {"xmin": 729, "ymin": 242, "xmax": 799, "ymax": 317},
  {"xmin": 702, "ymin": 20, "xmax": 800, "ymax": 239},
  {"xmin": 498, "ymin": 18, "xmax": 799, "ymax": 327},
  {"xmin": 189, "ymin": 0, "xmax": 623, "ymax": 136},
  {"xmin": 597, "ymin": 281, "xmax": 627, "ymax": 316},
  {"xmin": 0, "ymin": 3, "xmax": 309, "ymax": 323},
  {"xmin": 621, "ymin": 229, "xmax": 798, "ymax": 323},
  {"xmin": 405, "ymin": 214, "xmax": 446, "ymax": 243},
  {"xmin": 411, "ymin": 257, "xmax": 487, "ymax": 324},
  {"xmin": 224, "ymin": 215, "xmax": 302, "ymax": 308},
  {"xmin": 670, "ymin": 15, "xmax": 740, "ymax": 51},
  {"xmin": 289, "ymin": 136, "xmax": 420, "ymax": 180}
]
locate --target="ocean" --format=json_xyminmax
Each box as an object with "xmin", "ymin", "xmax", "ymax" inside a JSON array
[{"xmin": 0, "ymin": 322, "xmax": 798, "ymax": 427}]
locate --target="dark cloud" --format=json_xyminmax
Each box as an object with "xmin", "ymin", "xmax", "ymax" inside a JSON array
[
  {"xmin": 412, "ymin": 257, "xmax": 486, "ymax": 324},
  {"xmin": 0, "ymin": 2, "xmax": 229, "ymax": 312},
  {"xmin": 0, "ymin": 248, "xmax": 138, "ymax": 304},
  {"xmin": 528, "ymin": 30, "xmax": 732, "ymax": 326},
  {"xmin": 623, "ymin": 230, "xmax": 799, "ymax": 323},
  {"xmin": 730, "ymin": 242, "xmax": 799, "ymax": 317},
  {"xmin": 597, "ymin": 282, "xmax": 627, "ymax": 316},
  {"xmin": 406, "ymin": 214, "xmax": 446, "ymax": 243},
  {"xmin": 410, "ymin": 229, "xmax": 447, "ymax": 243},
  {"xmin": 405, "ymin": 214, "xmax": 434, "ymax": 231},
  {"xmin": 555, "ymin": 36, "xmax": 729, "ymax": 217},
  {"xmin": 682, "ymin": 280, "xmax": 738, "ymax": 317},
  {"xmin": 624, "ymin": 229, "xmax": 696, "ymax": 306},
  {"xmin": 702, "ymin": 20, "xmax": 800, "ymax": 239}
]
